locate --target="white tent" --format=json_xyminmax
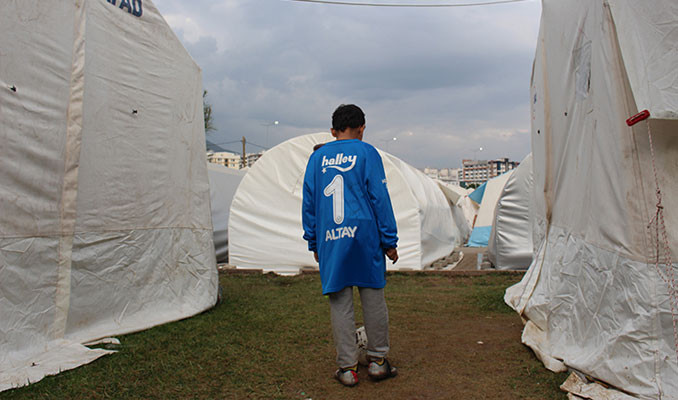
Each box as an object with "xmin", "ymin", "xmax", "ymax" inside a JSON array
[
  {"xmin": 436, "ymin": 181, "xmax": 474, "ymax": 245},
  {"xmin": 0, "ymin": 1, "xmax": 217, "ymax": 391},
  {"xmin": 487, "ymin": 154, "xmax": 533, "ymax": 270},
  {"xmin": 207, "ymin": 163, "xmax": 246, "ymax": 263},
  {"xmin": 229, "ymin": 133, "xmax": 459, "ymax": 274},
  {"xmin": 466, "ymin": 171, "xmax": 514, "ymax": 247},
  {"xmin": 506, "ymin": 1, "xmax": 678, "ymax": 398}
]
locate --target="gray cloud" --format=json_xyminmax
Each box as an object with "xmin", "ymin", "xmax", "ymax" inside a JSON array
[{"xmin": 154, "ymin": 0, "xmax": 541, "ymax": 167}]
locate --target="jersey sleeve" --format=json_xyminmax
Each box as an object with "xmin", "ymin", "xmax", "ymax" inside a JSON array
[
  {"xmin": 365, "ymin": 148, "xmax": 399, "ymax": 249},
  {"xmin": 302, "ymin": 154, "xmax": 317, "ymax": 252}
]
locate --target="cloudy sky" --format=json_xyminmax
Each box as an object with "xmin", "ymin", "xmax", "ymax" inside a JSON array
[{"xmin": 153, "ymin": 0, "xmax": 542, "ymax": 168}]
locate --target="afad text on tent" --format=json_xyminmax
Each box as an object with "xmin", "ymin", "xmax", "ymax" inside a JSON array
[{"xmin": 106, "ymin": 0, "xmax": 143, "ymax": 18}]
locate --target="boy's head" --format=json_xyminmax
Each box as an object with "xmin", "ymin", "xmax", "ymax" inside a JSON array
[{"xmin": 331, "ymin": 104, "xmax": 365, "ymax": 140}]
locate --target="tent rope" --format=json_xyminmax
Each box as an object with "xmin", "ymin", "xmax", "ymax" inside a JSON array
[{"xmin": 631, "ymin": 110, "xmax": 678, "ymax": 364}]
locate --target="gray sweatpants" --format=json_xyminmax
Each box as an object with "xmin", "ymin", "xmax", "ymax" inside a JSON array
[{"xmin": 328, "ymin": 286, "xmax": 389, "ymax": 369}]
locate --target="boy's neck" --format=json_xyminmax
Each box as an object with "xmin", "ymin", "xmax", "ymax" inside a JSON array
[
  {"xmin": 332, "ymin": 126, "xmax": 364, "ymax": 141},
  {"xmin": 335, "ymin": 132, "xmax": 359, "ymax": 141}
]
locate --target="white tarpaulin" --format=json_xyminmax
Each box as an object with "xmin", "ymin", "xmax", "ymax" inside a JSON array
[
  {"xmin": 0, "ymin": 0, "xmax": 217, "ymax": 391},
  {"xmin": 467, "ymin": 171, "xmax": 514, "ymax": 247},
  {"xmin": 207, "ymin": 163, "xmax": 246, "ymax": 263},
  {"xmin": 229, "ymin": 133, "xmax": 459, "ymax": 274},
  {"xmin": 488, "ymin": 154, "xmax": 533, "ymax": 270},
  {"xmin": 436, "ymin": 181, "xmax": 476, "ymax": 243},
  {"xmin": 506, "ymin": 1, "xmax": 678, "ymax": 398}
]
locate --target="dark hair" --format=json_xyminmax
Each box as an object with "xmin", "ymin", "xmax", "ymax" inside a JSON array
[{"xmin": 332, "ymin": 104, "xmax": 365, "ymax": 132}]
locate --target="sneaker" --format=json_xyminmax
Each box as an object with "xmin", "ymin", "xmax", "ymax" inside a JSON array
[
  {"xmin": 335, "ymin": 365, "xmax": 359, "ymax": 387},
  {"xmin": 367, "ymin": 357, "xmax": 397, "ymax": 381}
]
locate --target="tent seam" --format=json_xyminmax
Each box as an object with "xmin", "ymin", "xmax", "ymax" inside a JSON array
[{"xmin": 53, "ymin": 0, "xmax": 87, "ymax": 341}]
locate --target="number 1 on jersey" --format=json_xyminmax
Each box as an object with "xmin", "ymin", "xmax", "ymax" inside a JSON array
[{"xmin": 323, "ymin": 174, "xmax": 344, "ymax": 224}]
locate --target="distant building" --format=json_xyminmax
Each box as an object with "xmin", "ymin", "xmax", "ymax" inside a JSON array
[
  {"xmin": 439, "ymin": 168, "xmax": 461, "ymax": 186},
  {"xmin": 206, "ymin": 139, "xmax": 264, "ymax": 169},
  {"xmin": 243, "ymin": 152, "xmax": 264, "ymax": 168},
  {"xmin": 208, "ymin": 151, "xmax": 239, "ymax": 169},
  {"xmin": 461, "ymin": 158, "xmax": 519, "ymax": 187},
  {"xmin": 423, "ymin": 167, "xmax": 462, "ymax": 186},
  {"xmin": 423, "ymin": 167, "xmax": 439, "ymax": 180},
  {"xmin": 207, "ymin": 150, "xmax": 264, "ymax": 169}
]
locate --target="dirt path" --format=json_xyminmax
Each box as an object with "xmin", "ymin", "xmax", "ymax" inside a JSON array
[
  {"xmin": 451, "ymin": 246, "xmax": 489, "ymax": 271},
  {"xmin": 298, "ymin": 316, "xmax": 538, "ymax": 400},
  {"xmin": 281, "ymin": 273, "xmax": 566, "ymax": 400}
]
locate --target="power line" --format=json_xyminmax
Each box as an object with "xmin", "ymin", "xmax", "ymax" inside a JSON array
[
  {"xmin": 210, "ymin": 140, "xmax": 242, "ymax": 146},
  {"xmin": 247, "ymin": 141, "xmax": 269, "ymax": 150},
  {"xmin": 209, "ymin": 139, "xmax": 271, "ymax": 151},
  {"xmin": 285, "ymin": 0, "xmax": 529, "ymax": 7},
  {"xmin": 210, "ymin": 147, "xmax": 241, "ymax": 154}
]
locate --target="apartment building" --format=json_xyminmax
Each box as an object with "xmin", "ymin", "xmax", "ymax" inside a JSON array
[
  {"xmin": 207, "ymin": 150, "xmax": 264, "ymax": 169},
  {"xmin": 461, "ymin": 158, "xmax": 519, "ymax": 187}
]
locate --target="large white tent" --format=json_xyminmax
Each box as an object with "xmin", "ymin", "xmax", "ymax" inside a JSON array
[
  {"xmin": 466, "ymin": 171, "xmax": 514, "ymax": 247},
  {"xmin": 0, "ymin": 0, "xmax": 217, "ymax": 391},
  {"xmin": 207, "ymin": 163, "xmax": 246, "ymax": 263},
  {"xmin": 229, "ymin": 133, "xmax": 459, "ymax": 274},
  {"xmin": 487, "ymin": 154, "xmax": 533, "ymax": 270},
  {"xmin": 506, "ymin": 1, "xmax": 678, "ymax": 398}
]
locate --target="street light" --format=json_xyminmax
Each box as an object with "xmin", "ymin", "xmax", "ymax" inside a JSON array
[
  {"xmin": 263, "ymin": 120, "xmax": 279, "ymax": 148},
  {"xmin": 473, "ymin": 146, "xmax": 483, "ymax": 160},
  {"xmin": 377, "ymin": 137, "xmax": 397, "ymax": 152}
]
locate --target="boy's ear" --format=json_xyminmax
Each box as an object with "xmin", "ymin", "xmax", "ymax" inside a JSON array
[
  {"xmin": 358, "ymin": 125, "xmax": 365, "ymax": 140},
  {"xmin": 331, "ymin": 129, "xmax": 338, "ymax": 138}
]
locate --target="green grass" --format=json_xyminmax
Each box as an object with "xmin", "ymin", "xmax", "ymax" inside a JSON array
[{"xmin": 1, "ymin": 272, "xmax": 568, "ymax": 399}]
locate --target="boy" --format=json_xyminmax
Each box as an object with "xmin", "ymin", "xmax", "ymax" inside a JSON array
[{"xmin": 302, "ymin": 104, "xmax": 399, "ymax": 387}]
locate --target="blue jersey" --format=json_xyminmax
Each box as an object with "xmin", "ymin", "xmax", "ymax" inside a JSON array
[{"xmin": 302, "ymin": 139, "xmax": 398, "ymax": 294}]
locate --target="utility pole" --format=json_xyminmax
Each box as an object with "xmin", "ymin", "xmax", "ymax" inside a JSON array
[{"xmin": 241, "ymin": 136, "xmax": 246, "ymax": 169}]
